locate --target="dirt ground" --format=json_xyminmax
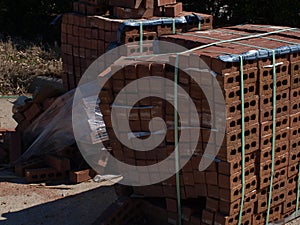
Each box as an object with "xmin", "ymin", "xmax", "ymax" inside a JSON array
[
  {"xmin": 0, "ymin": 176, "xmax": 118, "ymax": 225},
  {"xmin": 0, "ymin": 98, "xmax": 17, "ymax": 129},
  {"xmin": 1, "ymin": 97, "xmax": 300, "ymax": 225}
]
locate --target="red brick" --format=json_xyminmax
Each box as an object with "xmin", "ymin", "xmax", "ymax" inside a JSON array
[
  {"xmin": 69, "ymin": 169, "xmax": 93, "ymax": 183},
  {"xmin": 44, "ymin": 155, "xmax": 71, "ymax": 172},
  {"xmin": 8, "ymin": 131, "xmax": 22, "ymax": 163},
  {"xmin": 164, "ymin": 2, "xmax": 183, "ymax": 17},
  {"xmin": 25, "ymin": 167, "xmax": 66, "ymax": 183}
]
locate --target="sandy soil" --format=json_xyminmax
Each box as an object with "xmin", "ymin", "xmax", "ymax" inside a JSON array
[{"xmin": 0, "ymin": 98, "xmax": 17, "ymax": 129}]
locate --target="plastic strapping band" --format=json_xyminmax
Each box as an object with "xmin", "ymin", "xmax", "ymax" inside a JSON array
[
  {"xmin": 172, "ymin": 19, "xmax": 176, "ymax": 34},
  {"xmin": 296, "ymin": 163, "xmax": 300, "ymax": 216},
  {"xmin": 238, "ymin": 55, "xmax": 246, "ymax": 225},
  {"xmin": 124, "ymin": 27, "xmax": 296, "ymax": 60},
  {"xmin": 174, "ymin": 54, "xmax": 182, "ymax": 225},
  {"xmin": 265, "ymin": 50, "xmax": 277, "ymax": 225},
  {"xmin": 139, "ymin": 22, "xmax": 143, "ymax": 53}
]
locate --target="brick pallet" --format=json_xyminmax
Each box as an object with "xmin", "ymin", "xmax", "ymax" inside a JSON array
[
  {"xmin": 61, "ymin": 0, "xmax": 213, "ymax": 90},
  {"xmin": 96, "ymin": 25, "xmax": 300, "ymax": 224}
]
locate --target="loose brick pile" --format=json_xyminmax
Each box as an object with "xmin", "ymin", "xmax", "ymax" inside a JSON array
[
  {"xmin": 95, "ymin": 24, "xmax": 300, "ymax": 225},
  {"xmin": 0, "ymin": 92, "xmax": 103, "ymax": 184},
  {"xmin": 61, "ymin": 1, "xmax": 213, "ymax": 90}
]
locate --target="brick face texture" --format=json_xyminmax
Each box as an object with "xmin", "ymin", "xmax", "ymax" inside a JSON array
[{"xmin": 63, "ymin": 1, "xmax": 300, "ymax": 225}]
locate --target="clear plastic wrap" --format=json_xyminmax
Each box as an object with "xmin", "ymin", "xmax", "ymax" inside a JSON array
[{"xmin": 19, "ymin": 84, "xmax": 109, "ymax": 162}]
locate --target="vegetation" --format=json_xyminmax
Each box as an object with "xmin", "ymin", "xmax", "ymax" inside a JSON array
[
  {"xmin": 0, "ymin": 39, "xmax": 62, "ymax": 95},
  {"xmin": 179, "ymin": 0, "xmax": 300, "ymax": 28}
]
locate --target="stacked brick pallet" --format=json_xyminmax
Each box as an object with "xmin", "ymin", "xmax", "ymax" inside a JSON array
[
  {"xmin": 61, "ymin": 0, "xmax": 213, "ymax": 90},
  {"xmin": 96, "ymin": 25, "xmax": 300, "ymax": 224}
]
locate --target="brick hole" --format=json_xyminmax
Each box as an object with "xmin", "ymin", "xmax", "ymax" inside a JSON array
[
  {"xmin": 279, "ymin": 194, "xmax": 284, "ymax": 199},
  {"xmin": 230, "ymin": 121, "xmax": 236, "ymax": 127},
  {"xmin": 263, "ymin": 177, "xmax": 268, "ymax": 183},
  {"xmin": 276, "ymin": 67, "xmax": 280, "ymax": 73},
  {"xmin": 40, "ymin": 174, "xmax": 46, "ymax": 179},
  {"xmin": 229, "ymin": 106, "xmax": 236, "ymax": 113},
  {"xmin": 250, "ymin": 100, "xmax": 256, "ymax": 106},
  {"xmin": 234, "ymin": 163, "xmax": 239, "ymax": 169},
  {"xmin": 264, "ymin": 99, "xmax": 269, "ymax": 104},
  {"xmin": 128, "ymin": 38, "xmax": 134, "ymax": 42},
  {"xmin": 264, "ymin": 152, "xmax": 269, "ymax": 157},
  {"xmin": 249, "ymin": 72, "xmax": 255, "ymax": 79},
  {"xmin": 283, "ymin": 79, "xmax": 288, "ymax": 85},
  {"xmin": 251, "ymin": 180, "xmax": 256, "ymax": 186},
  {"xmin": 263, "ymin": 58, "xmax": 268, "ymax": 62},
  {"xmin": 264, "ymin": 125, "xmax": 269, "ymax": 132},
  {"xmin": 251, "ymin": 141, "xmax": 257, "ymax": 147},
  {"xmin": 256, "ymin": 215, "xmax": 261, "ymax": 220},
  {"xmin": 264, "ymin": 111, "xmax": 270, "ymax": 118},
  {"xmin": 295, "ymin": 65, "xmax": 299, "ymax": 71},
  {"xmin": 135, "ymin": 37, "xmax": 139, "ymax": 42},
  {"xmin": 234, "ymin": 203, "xmax": 239, "ymax": 209},
  {"xmin": 234, "ymin": 190, "xmax": 239, "ymax": 196},
  {"xmin": 269, "ymin": 69, "xmax": 273, "ymax": 75},
  {"xmin": 245, "ymin": 144, "xmax": 250, "ymax": 150},
  {"xmin": 249, "ymin": 86, "xmax": 255, "ymax": 92},
  {"xmin": 261, "ymin": 202, "xmax": 267, "ymax": 207},
  {"xmin": 263, "ymin": 84, "xmax": 269, "ymax": 90},
  {"xmin": 229, "ymin": 92, "xmax": 235, "ymax": 98},
  {"xmin": 229, "ymin": 218, "xmax": 234, "ymax": 223},
  {"xmin": 230, "ymin": 134, "xmax": 237, "ymax": 141},
  {"xmin": 200, "ymin": 19, "xmax": 205, "ymax": 24},
  {"xmin": 287, "ymin": 202, "xmax": 292, "ymax": 207},
  {"xmin": 274, "ymin": 196, "xmax": 279, "ymax": 201},
  {"xmin": 228, "ymin": 77, "xmax": 234, "ymax": 83},
  {"xmin": 205, "ymin": 18, "xmax": 210, "ymax": 23},
  {"xmin": 277, "ymin": 81, "xmax": 282, "ymax": 87},
  {"xmin": 282, "ymin": 66, "xmax": 287, "ymax": 72},
  {"xmin": 233, "ymin": 177, "xmax": 238, "ymax": 182}
]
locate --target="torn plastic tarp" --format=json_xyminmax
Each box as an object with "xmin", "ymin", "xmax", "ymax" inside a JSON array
[{"xmin": 19, "ymin": 83, "xmax": 109, "ymax": 162}]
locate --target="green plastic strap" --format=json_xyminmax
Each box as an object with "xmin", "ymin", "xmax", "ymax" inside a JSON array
[
  {"xmin": 296, "ymin": 163, "xmax": 300, "ymax": 215},
  {"xmin": 0, "ymin": 96, "xmax": 20, "ymax": 99},
  {"xmin": 172, "ymin": 19, "xmax": 176, "ymax": 34},
  {"xmin": 238, "ymin": 55, "xmax": 246, "ymax": 225},
  {"xmin": 139, "ymin": 22, "xmax": 143, "ymax": 53},
  {"xmin": 174, "ymin": 54, "xmax": 182, "ymax": 225},
  {"xmin": 125, "ymin": 27, "xmax": 296, "ymax": 60},
  {"xmin": 265, "ymin": 50, "xmax": 277, "ymax": 225},
  {"xmin": 198, "ymin": 20, "xmax": 201, "ymax": 31}
]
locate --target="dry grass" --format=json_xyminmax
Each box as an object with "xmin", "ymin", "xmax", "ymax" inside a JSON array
[{"xmin": 0, "ymin": 38, "xmax": 62, "ymax": 95}]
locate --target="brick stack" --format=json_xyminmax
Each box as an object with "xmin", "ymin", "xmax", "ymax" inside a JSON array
[
  {"xmin": 62, "ymin": 1, "xmax": 213, "ymax": 90},
  {"xmin": 97, "ymin": 24, "xmax": 300, "ymax": 224}
]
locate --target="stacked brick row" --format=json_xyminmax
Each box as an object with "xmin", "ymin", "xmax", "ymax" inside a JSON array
[
  {"xmin": 61, "ymin": 3, "xmax": 213, "ymax": 90},
  {"xmin": 97, "ymin": 25, "xmax": 300, "ymax": 224}
]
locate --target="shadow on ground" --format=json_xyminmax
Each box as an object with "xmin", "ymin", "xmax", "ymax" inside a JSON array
[{"xmin": 1, "ymin": 186, "xmax": 115, "ymax": 225}]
